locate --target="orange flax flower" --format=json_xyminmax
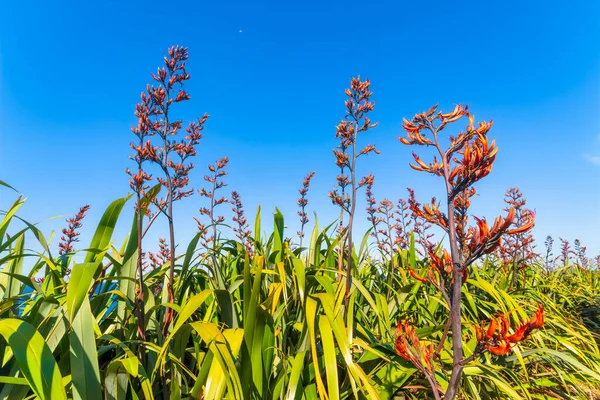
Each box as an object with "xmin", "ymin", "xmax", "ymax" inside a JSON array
[
  {"xmin": 475, "ymin": 325, "xmax": 484, "ymax": 342},
  {"xmin": 506, "ymin": 324, "xmax": 529, "ymax": 343},
  {"xmin": 506, "ymin": 305, "xmax": 544, "ymax": 343},
  {"xmin": 528, "ymin": 304, "xmax": 544, "ymax": 329},
  {"xmin": 485, "ymin": 318, "xmax": 498, "ymax": 340},
  {"xmin": 476, "ymin": 305, "xmax": 544, "ymax": 356},
  {"xmin": 408, "ymin": 267, "xmax": 428, "ymax": 283},
  {"xmin": 488, "ymin": 339, "xmax": 511, "ymax": 356},
  {"xmin": 395, "ymin": 320, "xmax": 417, "ymax": 361}
]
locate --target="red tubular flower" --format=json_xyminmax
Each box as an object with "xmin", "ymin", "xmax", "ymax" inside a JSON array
[
  {"xmin": 476, "ymin": 305, "xmax": 544, "ymax": 356},
  {"xmin": 58, "ymin": 205, "xmax": 91, "ymax": 255},
  {"xmin": 395, "ymin": 337, "xmax": 411, "ymax": 361},
  {"xmin": 485, "ymin": 318, "xmax": 498, "ymax": 340},
  {"xmin": 395, "ymin": 321, "xmax": 412, "ymax": 360},
  {"xmin": 487, "ymin": 339, "xmax": 511, "ymax": 356},
  {"xmin": 231, "ymin": 191, "xmax": 253, "ymax": 256},
  {"xmin": 475, "ymin": 325, "xmax": 484, "ymax": 342},
  {"xmin": 297, "ymin": 171, "xmax": 316, "ymax": 246},
  {"xmin": 422, "ymin": 343, "xmax": 435, "ymax": 373},
  {"xmin": 408, "ymin": 267, "xmax": 428, "ymax": 283},
  {"xmin": 528, "ymin": 304, "xmax": 544, "ymax": 329},
  {"xmin": 509, "ymin": 304, "xmax": 544, "ymax": 342},
  {"xmin": 498, "ymin": 315, "xmax": 509, "ymax": 337},
  {"xmin": 506, "ymin": 324, "xmax": 528, "ymax": 343},
  {"xmin": 395, "ymin": 320, "xmax": 436, "ymax": 376}
]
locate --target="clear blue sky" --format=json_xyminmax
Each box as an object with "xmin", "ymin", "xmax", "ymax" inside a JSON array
[{"xmin": 1, "ymin": 0, "xmax": 599, "ymax": 258}]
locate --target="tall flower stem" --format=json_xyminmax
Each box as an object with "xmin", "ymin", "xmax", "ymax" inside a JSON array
[
  {"xmin": 329, "ymin": 77, "xmax": 378, "ymax": 316},
  {"xmin": 129, "ymin": 46, "xmax": 207, "ymax": 336}
]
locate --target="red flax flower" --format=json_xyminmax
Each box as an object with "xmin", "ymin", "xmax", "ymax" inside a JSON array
[
  {"xmin": 59, "ymin": 205, "xmax": 91, "ymax": 256},
  {"xmin": 329, "ymin": 77, "xmax": 379, "ymax": 216},
  {"xmin": 395, "ymin": 320, "xmax": 439, "ymax": 398},
  {"xmin": 129, "ymin": 46, "xmax": 209, "ymax": 336},
  {"xmin": 395, "ymin": 321, "xmax": 435, "ymax": 373},
  {"xmin": 399, "ymin": 105, "xmax": 536, "ymax": 271},
  {"xmin": 558, "ymin": 238, "xmax": 573, "ymax": 265},
  {"xmin": 474, "ymin": 305, "xmax": 544, "ymax": 356},
  {"xmin": 231, "ymin": 191, "xmax": 253, "ymax": 256},
  {"xmin": 328, "ymin": 76, "xmax": 379, "ymax": 312},
  {"xmin": 496, "ymin": 188, "xmax": 539, "ymax": 284},
  {"xmin": 297, "ymin": 171, "xmax": 315, "ymax": 248},
  {"xmin": 375, "ymin": 199, "xmax": 396, "ymax": 256},
  {"xmin": 134, "ymin": 45, "xmax": 208, "ymax": 210},
  {"xmin": 361, "ymin": 174, "xmax": 395, "ymax": 255},
  {"xmin": 393, "ymin": 197, "xmax": 411, "ymax": 250},
  {"xmin": 195, "ymin": 157, "xmax": 229, "ymax": 248},
  {"xmin": 147, "ymin": 238, "xmax": 171, "ymax": 270}
]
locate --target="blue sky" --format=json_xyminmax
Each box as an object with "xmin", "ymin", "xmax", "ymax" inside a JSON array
[{"xmin": 1, "ymin": 0, "xmax": 599, "ymax": 258}]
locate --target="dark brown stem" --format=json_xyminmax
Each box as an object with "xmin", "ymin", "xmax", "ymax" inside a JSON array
[
  {"xmin": 435, "ymin": 317, "xmax": 451, "ymax": 360},
  {"xmin": 410, "ymin": 355, "xmax": 442, "ymax": 400},
  {"xmin": 425, "ymin": 369, "xmax": 443, "ymax": 400},
  {"xmin": 386, "ymin": 258, "xmax": 395, "ymax": 301},
  {"xmin": 337, "ymin": 209, "xmax": 345, "ymax": 281},
  {"xmin": 163, "ymin": 184, "xmax": 176, "ymax": 337},
  {"xmin": 428, "ymin": 119, "xmax": 464, "ymax": 400},
  {"xmin": 161, "ymin": 83, "xmax": 176, "ymax": 337},
  {"xmin": 457, "ymin": 352, "xmax": 479, "ymax": 366},
  {"xmin": 135, "ymin": 192, "xmax": 147, "ymax": 344},
  {"xmin": 210, "ymin": 174, "xmax": 218, "ymax": 249},
  {"xmin": 344, "ymin": 121, "xmax": 358, "ymax": 317},
  {"xmin": 385, "ymin": 209, "xmax": 396, "ymax": 300},
  {"xmin": 141, "ymin": 212, "xmax": 160, "ymax": 239}
]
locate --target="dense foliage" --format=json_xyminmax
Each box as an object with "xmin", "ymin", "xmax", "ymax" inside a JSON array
[{"xmin": 0, "ymin": 47, "xmax": 598, "ymax": 399}]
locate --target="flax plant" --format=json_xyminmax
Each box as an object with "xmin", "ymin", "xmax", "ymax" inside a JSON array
[
  {"xmin": 398, "ymin": 105, "xmax": 536, "ymax": 399},
  {"xmin": 195, "ymin": 158, "xmax": 229, "ymax": 288},
  {"xmin": 5, "ymin": 47, "xmax": 600, "ymax": 400}
]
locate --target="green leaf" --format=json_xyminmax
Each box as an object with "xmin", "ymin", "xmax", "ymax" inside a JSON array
[
  {"xmin": 70, "ymin": 296, "xmax": 102, "ymax": 400},
  {"xmin": 154, "ymin": 290, "xmax": 214, "ymax": 377},
  {"xmin": 0, "ymin": 179, "xmax": 18, "ymax": 192},
  {"xmin": 66, "ymin": 262, "xmax": 100, "ymax": 323},
  {"xmin": 409, "ymin": 231, "xmax": 416, "ymax": 271},
  {"xmin": 0, "ymin": 376, "xmax": 28, "ymax": 385},
  {"xmin": 284, "ymin": 350, "xmax": 307, "ymax": 400},
  {"xmin": 0, "ymin": 233, "xmax": 25, "ymax": 302},
  {"xmin": 272, "ymin": 208, "xmax": 284, "ymax": 262},
  {"xmin": 0, "ymin": 196, "xmax": 25, "ymax": 244},
  {"xmin": 195, "ymin": 324, "xmax": 244, "ymax": 400},
  {"xmin": 104, "ymin": 361, "xmax": 128, "ymax": 400},
  {"xmin": 319, "ymin": 316, "xmax": 339, "ymax": 400},
  {"xmin": 0, "ymin": 318, "xmax": 67, "ymax": 400},
  {"xmin": 84, "ymin": 195, "xmax": 131, "ymax": 264},
  {"xmin": 521, "ymin": 348, "xmax": 600, "ymax": 382},
  {"xmin": 123, "ymin": 184, "xmax": 161, "ymax": 261},
  {"xmin": 254, "ymin": 205, "xmax": 262, "ymax": 248}
]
